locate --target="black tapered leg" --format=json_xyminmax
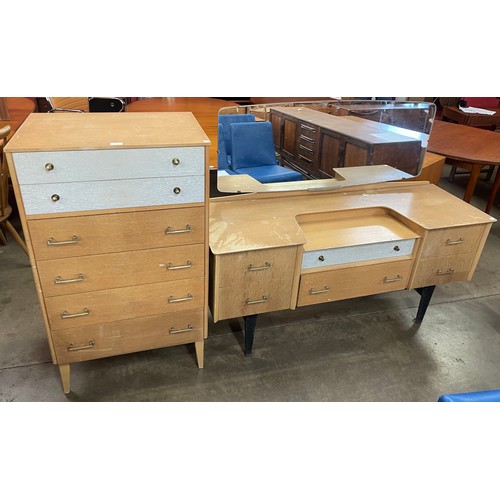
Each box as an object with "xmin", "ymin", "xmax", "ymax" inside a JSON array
[
  {"xmin": 414, "ymin": 285, "xmax": 436, "ymax": 323},
  {"xmin": 243, "ymin": 314, "xmax": 258, "ymax": 356}
]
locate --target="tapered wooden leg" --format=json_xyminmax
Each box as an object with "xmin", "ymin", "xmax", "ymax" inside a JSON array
[
  {"xmin": 58, "ymin": 364, "xmax": 71, "ymax": 394},
  {"xmin": 194, "ymin": 340, "xmax": 204, "ymax": 369}
]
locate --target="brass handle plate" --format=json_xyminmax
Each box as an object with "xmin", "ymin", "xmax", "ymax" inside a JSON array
[
  {"xmin": 300, "ymin": 124, "xmax": 316, "ymax": 132},
  {"xmin": 298, "ymin": 154, "xmax": 313, "ymax": 163},
  {"xmin": 437, "ymin": 268, "xmax": 455, "ymax": 275},
  {"xmin": 245, "ymin": 296, "xmax": 268, "ymax": 305},
  {"xmin": 299, "ymin": 134, "xmax": 315, "ymax": 144},
  {"xmin": 47, "ymin": 235, "xmax": 79, "ymax": 246},
  {"xmin": 54, "ymin": 273, "xmax": 84, "ymax": 284},
  {"xmin": 446, "ymin": 238, "xmax": 464, "ymax": 245},
  {"xmin": 383, "ymin": 275, "xmax": 403, "ymax": 283},
  {"xmin": 309, "ymin": 286, "xmax": 330, "ymax": 295},
  {"xmin": 67, "ymin": 340, "xmax": 95, "ymax": 351},
  {"xmin": 168, "ymin": 293, "xmax": 193, "ymax": 303},
  {"xmin": 163, "ymin": 261, "xmax": 193, "ymax": 270},
  {"xmin": 299, "ymin": 144, "xmax": 315, "ymax": 154},
  {"xmin": 248, "ymin": 262, "xmax": 272, "ymax": 272},
  {"xmin": 169, "ymin": 325, "xmax": 193, "ymax": 334},
  {"xmin": 165, "ymin": 225, "xmax": 192, "ymax": 234},
  {"xmin": 61, "ymin": 308, "xmax": 90, "ymax": 319}
]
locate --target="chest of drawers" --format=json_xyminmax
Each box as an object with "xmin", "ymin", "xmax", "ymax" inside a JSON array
[{"xmin": 5, "ymin": 112, "xmax": 210, "ymax": 393}]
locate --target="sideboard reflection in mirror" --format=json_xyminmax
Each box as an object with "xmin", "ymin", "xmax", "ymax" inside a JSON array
[{"xmin": 216, "ymin": 99, "xmax": 436, "ymax": 194}]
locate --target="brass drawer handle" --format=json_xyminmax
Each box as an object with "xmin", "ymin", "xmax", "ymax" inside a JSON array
[
  {"xmin": 67, "ymin": 340, "xmax": 95, "ymax": 351},
  {"xmin": 47, "ymin": 235, "xmax": 79, "ymax": 246},
  {"xmin": 246, "ymin": 296, "xmax": 268, "ymax": 305},
  {"xmin": 162, "ymin": 261, "xmax": 193, "ymax": 270},
  {"xmin": 309, "ymin": 286, "xmax": 330, "ymax": 295},
  {"xmin": 298, "ymin": 154, "xmax": 313, "ymax": 163},
  {"xmin": 299, "ymin": 144, "xmax": 315, "ymax": 154},
  {"xmin": 169, "ymin": 325, "xmax": 193, "ymax": 334},
  {"xmin": 54, "ymin": 273, "xmax": 85, "ymax": 284},
  {"xmin": 45, "ymin": 162, "xmax": 54, "ymax": 171},
  {"xmin": 248, "ymin": 262, "xmax": 272, "ymax": 272},
  {"xmin": 446, "ymin": 238, "xmax": 464, "ymax": 245},
  {"xmin": 168, "ymin": 293, "xmax": 193, "ymax": 303},
  {"xmin": 437, "ymin": 268, "xmax": 455, "ymax": 275},
  {"xmin": 300, "ymin": 124, "xmax": 316, "ymax": 132},
  {"xmin": 61, "ymin": 308, "xmax": 90, "ymax": 319},
  {"xmin": 165, "ymin": 225, "xmax": 192, "ymax": 234},
  {"xmin": 172, "ymin": 158, "xmax": 180, "ymax": 166},
  {"xmin": 299, "ymin": 134, "xmax": 315, "ymax": 144},
  {"xmin": 383, "ymin": 275, "xmax": 403, "ymax": 283}
]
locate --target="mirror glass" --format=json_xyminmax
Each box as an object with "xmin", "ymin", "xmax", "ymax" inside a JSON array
[{"xmin": 216, "ymin": 99, "xmax": 436, "ymax": 194}]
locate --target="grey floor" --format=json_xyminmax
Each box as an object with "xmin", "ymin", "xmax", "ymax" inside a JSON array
[{"xmin": 1, "ymin": 165, "xmax": 499, "ymax": 402}]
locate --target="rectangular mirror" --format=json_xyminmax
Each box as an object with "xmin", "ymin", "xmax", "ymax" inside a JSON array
[{"xmin": 216, "ymin": 99, "xmax": 436, "ymax": 194}]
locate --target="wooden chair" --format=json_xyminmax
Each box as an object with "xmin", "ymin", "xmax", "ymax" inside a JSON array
[
  {"xmin": 0, "ymin": 125, "xmax": 28, "ymax": 255},
  {"xmin": 46, "ymin": 97, "xmax": 125, "ymax": 113}
]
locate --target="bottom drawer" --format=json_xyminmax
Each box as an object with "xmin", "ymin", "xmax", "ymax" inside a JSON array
[
  {"xmin": 51, "ymin": 308, "xmax": 204, "ymax": 364},
  {"xmin": 298, "ymin": 260, "xmax": 412, "ymax": 307},
  {"xmin": 411, "ymin": 253, "xmax": 476, "ymax": 288}
]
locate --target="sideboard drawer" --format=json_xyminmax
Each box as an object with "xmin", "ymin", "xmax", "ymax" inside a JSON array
[
  {"xmin": 37, "ymin": 243, "xmax": 205, "ymax": 297},
  {"xmin": 52, "ymin": 308, "xmax": 205, "ymax": 364},
  {"xmin": 216, "ymin": 280, "xmax": 293, "ymax": 320},
  {"xmin": 217, "ymin": 247, "xmax": 298, "ymax": 286},
  {"xmin": 29, "ymin": 207, "xmax": 205, "ymax": 260},
  {"xmin": 420, "ymin": 226, "xmax": 483, "ymax": 258},
  {"xmin": 411, "ymin": 253, "xmax": 476, "ymax": 288},
  {"xmin": 13, "ymin": 147, "xmax": 205, "ymax": 184},
  {"xmin": 298, "ymin": 259, "xmax": 412, "ymax": 307},
  {"xmin": 45, "ymin": 277, "xmax": 205, "ymax": 330},
  {"xmin": 21, "ymin": 176, "xmax": 205, "ymax": 215}
]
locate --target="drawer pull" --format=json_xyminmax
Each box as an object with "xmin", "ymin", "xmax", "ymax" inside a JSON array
[
  {"xmin": 299, "ymin": 134, "xmax": 315, "ymax": 144},
  {"xmin": 248, "ymin": 262, "xmax": 272, "ymax": 272},
  {"xmin": 383, "ymin": 275, "xmax": 403, "ymax": 283},
  {"xmin": 299, "ymin": 144, "xmax": 315, "ymax": 154},
  {"xmin": 172, "ymin": 158, "xmax": 180, "ymax": 166},
  {"xmin": 61, "ymin": 308, "xmax": 90, "ymax": 319},
  {"xmin": 165, "ymin": 225, "xmax": 192, "ymax": 234},
  {"xmin": 169, "ymin": 325, "xmax": 193, "ymax": 334},
  {"xmin": 45, "ymin": 162, "xmax": 54, "ymax": 171},
  {"xmin": 298, "ymin": 154, "xmax": 313, "ymax": 163},
  {"xmin": 437, "ymin": 268, "xmax": 455, "ymax": 275},
  {"xmin": 47, "ymin": 235, "xmax": 79, "ymax": 246},
  {"xmin": 168, "ymin": 293, "xmax": 193, "ymax": 303},
  {"xmin": 309, "ymin": 286, "xmax": 330, "ymax": 295},
  {"xmin": 173, "ymin": 187, "xmax": 181, "ymax": 194},
  {"xmin": 54, "ymin": 273, "xmax": 85, "ymax": 284},
  {"xmin": 246, "ymin": 296, "xmax": 268, "ymax": 305},
  {"xmin": 300, "ymin": 124, "xmax": 316, "ymax": 132},
  {"xmin": 67, "ymin": 340, "xmax": 95, "ymax": 352},
  {"xmin": 51, "ymin": 194, "xmax": 60, "ymax": 202},
  {"xmin": 446, "ymin": 238, "xmax": 464, "ymax": 246},
  {"xmin": 163, "ymin": 261, "xmax": 193, "ymax": 270}
]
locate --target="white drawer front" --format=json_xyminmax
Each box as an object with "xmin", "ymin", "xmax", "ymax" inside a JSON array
[
  {"xmin": 21, "ymin": 177, "xmax": 205, "ymax": 215},
  {"xmin": 13, "ymin": 147, "xmax": 204, "ymax": 184},
  {"xmin": 302, "ymin": 238, "xmax": 415, "ymax": 269}
]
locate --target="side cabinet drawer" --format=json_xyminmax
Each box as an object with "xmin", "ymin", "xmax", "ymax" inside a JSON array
[
  {"xmin": 298, "ymin": 260, "xmax": 412, "ymax": 307},
  {"xmin": 420, "ymin": 226, "xmax": 483, "ymax": 258},
  {"xmin": 28, "ymin": 207, "xmax": 205, "ymax": 260},
  {"xmin": 411, "ymin": 253, "xmax": 476, "ymax": 288}
]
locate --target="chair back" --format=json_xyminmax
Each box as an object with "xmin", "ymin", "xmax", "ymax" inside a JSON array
[
  {"xmin": 230, "ymin": 121, "xmax": 277, "ymax": 170},
  {"xmin": 47, "ymin": 97, "xmax": 89, "ymax": 112},
  {"xmin": 217, "ymin": 113, "xmax": 255, "ymax": 169}
]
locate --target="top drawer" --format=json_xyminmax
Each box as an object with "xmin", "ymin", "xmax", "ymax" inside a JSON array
[
  {"xmin": 420, "ymin": 226, "xmax": 484, "ymax": 258},
  {"xmin": 12, "ymin": 147, "xmax": 205, "ymax": 184}
]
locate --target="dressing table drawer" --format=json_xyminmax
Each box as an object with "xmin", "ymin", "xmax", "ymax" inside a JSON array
[
  {"xmin": 420, "ymin": 226, "xmax": 483, "ymax": 258},
  {"xmin": 52, "ymin": 308, "xmax": 205, "ymax": 364},
  {"xmin": 298, "ymin": 259, "xmax": 412, "ymax": 306},
  {"xmin": 411, "ymin": 253, "xmax": 476, "ymax": 288}
]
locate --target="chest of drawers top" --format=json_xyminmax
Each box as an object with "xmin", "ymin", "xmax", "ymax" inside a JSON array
[{"xmin": 5, "ymin": 112, "xmax": 211, "ymax": 152}]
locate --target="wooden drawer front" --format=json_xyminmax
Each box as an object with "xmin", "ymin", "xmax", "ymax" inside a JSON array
[
  {"xmin": 412, "ymin": 253, "xmax": 476, "ymax": 288},
  {"xmin": 20, "ymin": 176, "xmax": 205, "ymax": 215},
  {"xmin": 37, "ymin": 243, "xmax": 205, "ymax": 297},
  {"xmin": 216, "ymin": 280, "xmax": 293, "ymax": 320},
  {"xmin": 45, "ymin": 277, "xmax": 205, "ymax": 330},
  {"xmin": 420, "ymin": 226, "xmax": 483, "ymax": 258},
  {"xmin": 52, "ymin": 308, "xmax": 204, "ymax": 364},
  {"xmin": 29, "ymin": 207, "xmax": 204, "ymax": 260},
  {"xmin": 217, "ymin": 247, "xmax": 297, "ymax": 287},
  {"xmin": 13, "ymin": 147, "xmax": 204, "ymax": 184},
  {"xmin": 302, "ymin": 238, "xmax": 415, "ymax": 269},
  {"xmin": 298, "ymin": 260, "xmax": 412, "ymax": 307}
]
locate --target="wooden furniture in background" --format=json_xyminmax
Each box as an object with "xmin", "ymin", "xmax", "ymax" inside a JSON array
[
  {"xmin": 408, "ymin": 152, "xmax": 446, "ymax": 185},
  {"xmin": 5, "ymin": 112, "xmax": 211, "ymax": 393},
  {"xmin": 441, "ymin": 105, "xmax": 500, "ymax": 129},
  {"xmin": 126, "ymin": 97, "xmax": 238, "ymax": 168},
  {"xmin": 209, "ymin": 183, "xmax": 495, "ymax": 354},
  {"xmin": 428, "ymin": 119, "xmax": 500, "ymax": 212}
]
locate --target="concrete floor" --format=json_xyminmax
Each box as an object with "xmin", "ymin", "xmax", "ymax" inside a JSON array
[{"xmin": 1, "ymin": 166, "xmax": 499, "ymax": 401}]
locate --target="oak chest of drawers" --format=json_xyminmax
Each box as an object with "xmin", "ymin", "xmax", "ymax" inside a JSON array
[{"xmin": 5, "ymin": 112, "xmax": 210, "ymax": 393}]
